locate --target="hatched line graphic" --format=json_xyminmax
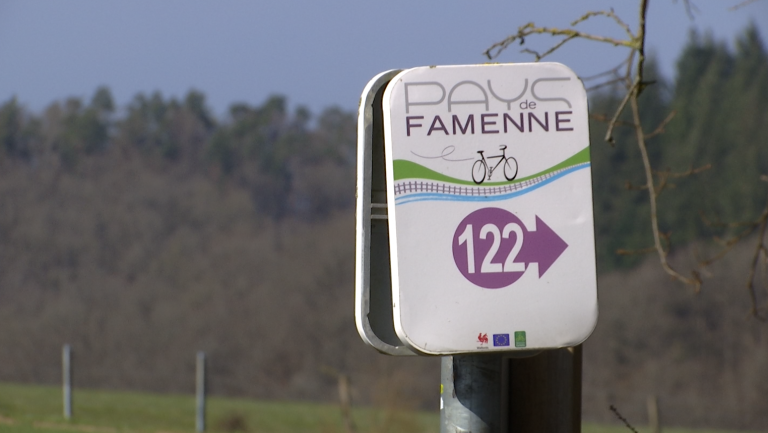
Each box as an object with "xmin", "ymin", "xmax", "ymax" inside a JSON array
[{"xmin": 393, "ymin": 163, "xmax": 589, "ymax": 205}]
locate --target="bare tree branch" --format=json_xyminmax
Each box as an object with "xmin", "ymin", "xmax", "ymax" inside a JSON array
[
  {"xmin": 483, "ymin": 21, "xmax": 636, "ymax": 60},
  {"xmin": 677, "ymin": 0, "xmax": 700, "ymax": 19},
  {"xmin": 617, "ymin": 246, "xmax": 657, "ymax": 256},
  {"xmin": 586, "ymin": 77, "xmax": 628, "ymax": 93},
  {"xmin": 590, "ymin": 113, "xmax": 633, "ymax": 128},
  {"xmin": 604, "ymin": 83, "xmax": 635, "ymax": 145},
  {"xmin": 728, "ymin": 0, "xmax": 762, "ymax": 11},
  {"xmin": 634, "ymin": 0, "xmax": 649, "ymax": 94},
  {"xmin": 630, "ymin": 85, "xmax": 702, "ymax": 290},
  {"xmin": 571, "ymin": 9, "xmax": 635, "ymax": 39},
  {"xmin": 746, "ymin": 197, "xmax": 768, "ymax": 320},
  {"xmin": 581, "ymin": 58, "xmax": 630, "ymax": 82},
  {"xmin": 645, "ymin": 110, "xmax": 677, "ymax": 139},
  {"xmin": 653, "ymin": 164, "xmax": 711, "ymax": 194},
  {"xmin": 521, "ymin": 35, "xmax": 577, "ymax": 61},
  {"xmin": 483, "ymin": 0, "xmax": 763, "ymax": 299}
]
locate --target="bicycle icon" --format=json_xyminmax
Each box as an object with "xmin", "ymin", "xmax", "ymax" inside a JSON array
[{"xmin": 471, "ymin": 145, "xmax": 519, "ymax": 184}]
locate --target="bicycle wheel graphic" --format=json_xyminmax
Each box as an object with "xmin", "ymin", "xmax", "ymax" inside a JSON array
[
  {"xmin": 503, "ymin": 157, "xmax": 518, "ymax": 181},
  {"xmin": 472, "ymin": 160, "xmax": 487, "ymax": 184}
]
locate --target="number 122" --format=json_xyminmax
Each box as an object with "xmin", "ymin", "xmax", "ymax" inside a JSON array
[{"xmin": 457, "ymin": 223, "xmax": 525, "ymax": 274}]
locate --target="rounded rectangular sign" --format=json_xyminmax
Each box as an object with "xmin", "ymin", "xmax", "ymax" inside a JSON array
[{"xmin": 382, "ymin": 63, "xmax": 598, "ymax": 355}]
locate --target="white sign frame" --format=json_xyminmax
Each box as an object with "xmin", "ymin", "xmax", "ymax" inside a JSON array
[{"xmin": 354, "ymin": 69, "xmax": 415, "ymax": 356}]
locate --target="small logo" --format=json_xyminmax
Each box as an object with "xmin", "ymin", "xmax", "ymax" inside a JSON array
[
  {"xmin": 493, "ymin": 334, "xmax": 510, "ymax": 347},
  {"xmin": 514, "ymin": 331, "xmax": 527, "ymax": 348},
  {"xmin": 477, "ymin": 333, "xmax": 489, "ymax": 345}
]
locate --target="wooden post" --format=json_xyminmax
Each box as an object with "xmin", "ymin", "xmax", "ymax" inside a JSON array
[
  {"xmin": 647, "ymin": 394, "xmax": 660, "ymax": 433},
  {"xmin": 62, "ymin": 344, "xmax": 72, "ymax": 420},
  {"xmin": 338, "ymin": 374, "xmax": 357, "ymax": 433},
  {"xmin": 196, "ymin": 352, "xmax": 206, "ymax": 433}
]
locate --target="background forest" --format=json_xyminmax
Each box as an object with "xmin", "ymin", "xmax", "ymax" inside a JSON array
[{"xmin": 0, "ymin": 27, "xmax": 767, "ymax": 430}]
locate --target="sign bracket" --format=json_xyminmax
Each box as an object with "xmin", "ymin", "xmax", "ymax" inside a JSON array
[{"xmin": 355, "ymin": 69, "xmax": 414, "ymax": 356}]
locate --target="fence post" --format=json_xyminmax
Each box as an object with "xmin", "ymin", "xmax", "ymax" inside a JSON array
[
  {"xmin": 196, "ymin": 351, "xmax": 206, "ymax": 433},
  {"xmin": 647, "ymin": 394, "xmax": 660, "ymax": 433},
  {"xmin": 62, "ymin": 344, "xmax": 72, "ymax": 420}
]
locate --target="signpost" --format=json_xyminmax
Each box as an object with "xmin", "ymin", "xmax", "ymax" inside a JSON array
[{"xmin": 356, "ymin": 63, "xmax": 598, "ymax": 431}]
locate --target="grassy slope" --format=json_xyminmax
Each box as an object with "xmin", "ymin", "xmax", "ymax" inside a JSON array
[{"xmin": 0, "ymin": 383, "xmax": 753, "ymax": 433}]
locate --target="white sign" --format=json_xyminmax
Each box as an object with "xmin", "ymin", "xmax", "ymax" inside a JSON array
[{"xmin": 382, "ymin": 63, "xmax": 597, "ymax": 355}]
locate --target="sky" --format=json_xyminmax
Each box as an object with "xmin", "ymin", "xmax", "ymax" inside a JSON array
[{"xmin": 0, "ymin": 0, "xmax": 766, "ymax": 119}]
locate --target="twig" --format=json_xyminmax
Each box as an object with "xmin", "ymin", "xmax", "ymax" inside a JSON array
[
  {"xmin": 572, "ymin": 9, "xmax": 635, "ymax": 39},
  {"xmin": 700, "ymin": 212, "xmax": 761, "ymax": 230},
  {"xmin": 630, "ymin": 83, "xmax": 701, "ymax": 291},
  {"xmin": 652, "ymin": 165, "xmax": 711, "ymax": 179},
  {"xmin": 590, "ymin": 113, "xmax": 633, "ymax": 128},
  {"xmin": 677, "ymin": 0, "xmax": 700, "ymax": 19},
  {"xmin": 582, "ymin": 57, "xmax": 630, "ymax": 94},
  {"xmin": 625, "ymin": 180, "xmax": 648, "ymax": 191},
  {"xmin": 581, "ymin": 58, "xmax": 630, "ymax": 82},
  {"xmin": 624, "ymin": 49, "xmax": 637, "ymax": 83},
  {"xmin": 586, "ymin": 77, "xmax": 630, "ymax": 93},
  {"xmin": 645, "ymin": 110, "xmax": 677, "ymax": 139},
  {"xmin": 634, "ymin": 0, "xmax": 649, "ymax": 95},
  {"xmin": 617, "ymin": 246, "xmax": 657, "ymax": 256},
  {"xmin": 653, "ymin": 164, "xmax": 711, "ymax": 195},
  {"xmin": 698, "ymin": 222, "xmax": 759, "ymax": 269},
  {"xmin": 604, "ymin": 82, "xmax": 636, "ymax": 145},
  {"xmin": 746, "ymin": 191, "xmax": 768, "ymax": 319},
  {"xmin": 483, "ymin": 21, "xmax": 635, "ymax": 60},
  {"xmin": 609, "ymin": 405, "xmax": 639, "ymax": 433},
  {"xmin": 700, "ymin": 211, "xmax": 765, "ymax": 268},
  {"xmin": 696, "ymin": 181, "xmax": 768, "ymax": 318},
  {"xmin": 729, "ymin": 0, "xmax": 762, "ymax": 10},
  {"xmin": 521, "ymin": 35, "xmax": 577, "ymax": 61}
]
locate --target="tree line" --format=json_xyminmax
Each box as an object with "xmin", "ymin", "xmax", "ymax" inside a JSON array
[
  {"xmin": 1, "ymin": 26, "xmax": 765, "ymax": 273},
  {"xmin": 0, "ymin": 88, "xmax": 357, "ymax": 223}
]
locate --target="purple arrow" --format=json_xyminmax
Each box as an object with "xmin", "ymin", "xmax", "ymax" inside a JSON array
[{"xmin": 518, "ymin": 216, "xmax": 568, "ymax": 278}]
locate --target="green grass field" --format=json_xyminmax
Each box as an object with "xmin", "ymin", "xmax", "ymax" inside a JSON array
[
  {"xmin": 0, "ymin": 382, "xmax": 434, "ymax": 433},
  {"xmin": 0, "ymin": 383, "xmax": 753, "ymax": 433}
]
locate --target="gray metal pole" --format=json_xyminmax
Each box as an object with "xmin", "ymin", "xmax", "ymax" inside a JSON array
[
  {"xmin": 196, "ymin": 351, "xmax": 206, "ymax": 433},
  {"xmin": 62, "ymin": 344, "xmax": 72, "ymax": 420},
  {"xmin": 441, "ymin": 354, "xmax": 503, "ymax": 433},
  {"xmin": 440, "ymin": 347, "xmax": 582, "ymax": 433}
]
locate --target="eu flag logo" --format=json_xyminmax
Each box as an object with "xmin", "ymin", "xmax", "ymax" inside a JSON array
[{"xmin": 493, "ymin": 334, "xmax": 510, "ymax": 347}]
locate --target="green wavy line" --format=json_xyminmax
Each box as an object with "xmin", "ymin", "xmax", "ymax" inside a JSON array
[{"xmin": 393, "ymin": 146, "xmax": 590, "ymax": 186}]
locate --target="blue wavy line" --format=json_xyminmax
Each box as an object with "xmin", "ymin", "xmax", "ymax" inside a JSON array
[{"xmin": 394, "ymin": 164, "xmax": 590, "ymax": 205}]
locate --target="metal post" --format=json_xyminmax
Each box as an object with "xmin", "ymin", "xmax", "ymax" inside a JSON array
[
  {"xmin": 62, "ymin": 344, "xmax": 72, "ymax": 420},
  {"xmin": 441, "ymin": 354, "xmax": 503, "ymax": 433},
  {"xmin": 506, "ymin": 346, "xmax": 582, "ymax": 432},
  {"xmin": 196, "ymin": 351, "xmax": 206, "ymax": 433},
  {"xmin": 440, "ymin": 347, "xmax": 582, "ymax": 433}
]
